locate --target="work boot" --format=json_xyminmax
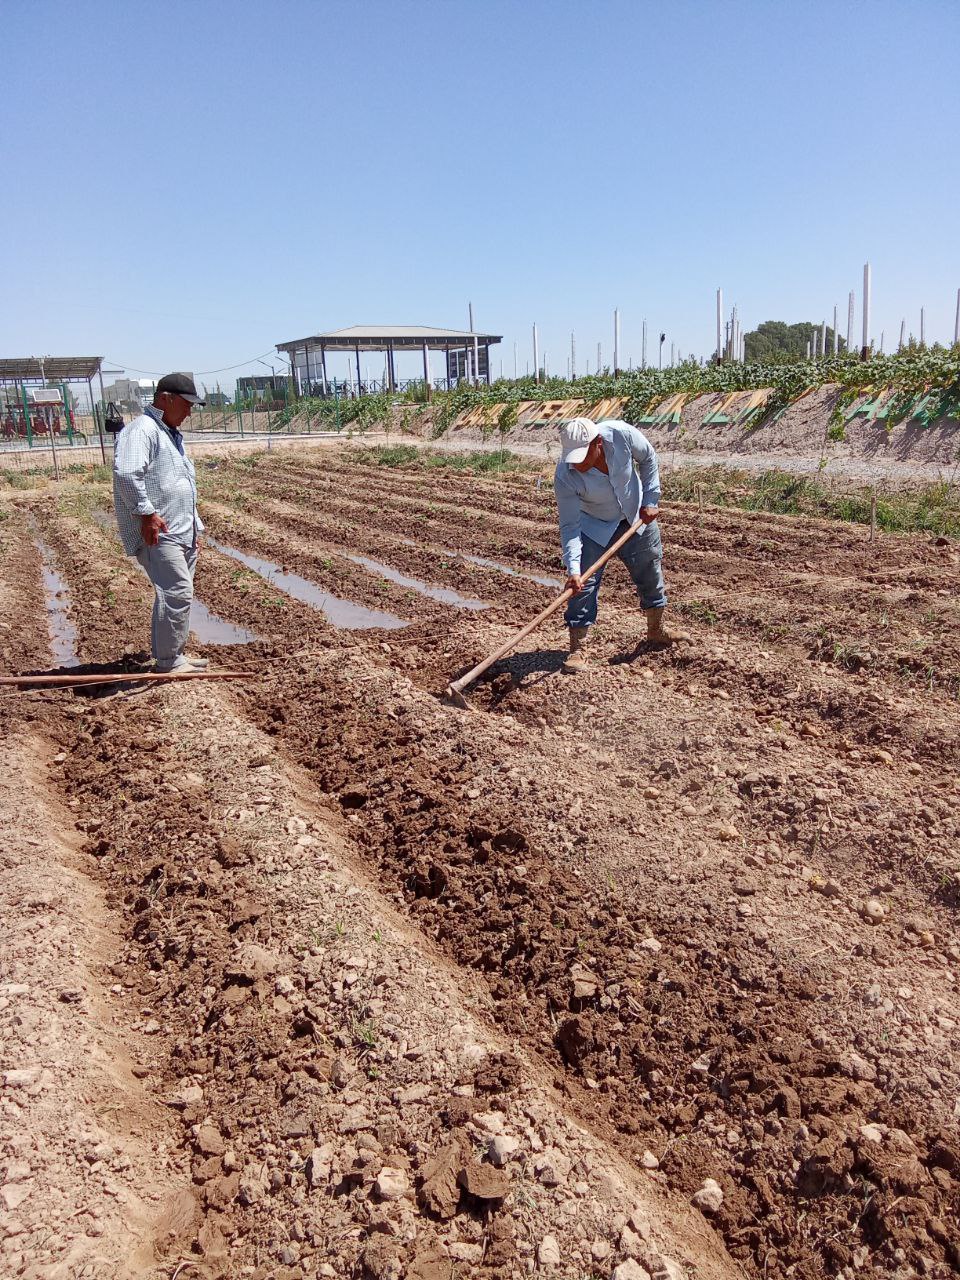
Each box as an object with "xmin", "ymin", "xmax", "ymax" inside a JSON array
[
  {"xmin": 155, "ymin": 655, "xmax": 192, "ymax": 673},
  {"xmin": 562, "ymin": 626, "xmax": 592, "ymax": 673},
  {"xmin": 644, "ymin": 607, "xmax": 690, "ymax": 648}
]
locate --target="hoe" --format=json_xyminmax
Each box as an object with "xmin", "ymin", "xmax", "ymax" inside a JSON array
[
  {"xmin": 444, "ymin": 517, "xmax": 644, "ymax": 709},
  {"xmin": 0, "ymin": 670, "xmax": 255, "ymax": 690}
]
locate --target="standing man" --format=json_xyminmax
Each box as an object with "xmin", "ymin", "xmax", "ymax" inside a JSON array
[
  {"xmin": 554, "ymin": 417, "xmax": 684, "ymax": 674},
  {"xmin": 113, "ymin": 373, "xmax": 207, "ymax": 673}
]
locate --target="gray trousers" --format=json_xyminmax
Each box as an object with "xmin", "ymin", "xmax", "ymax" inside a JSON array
[{"xmin": 136, "ymin": 540, "xmax": 197, "ymax": 669}]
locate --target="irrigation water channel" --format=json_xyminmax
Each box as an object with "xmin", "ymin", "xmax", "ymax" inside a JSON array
[
  {"xmin": 393, "ymin": 535, "xmax": 563, "ymax": 590},
  {"xmin": 206, "ymin": 540, "xmax": 408, "ymax": 630},
  {"xmin": 34, "ymin": 536, "xmax": 80, "ymax": 668},
  {"xmin": 344, "ymin": 553, "xmax": 488, "ymax": 609}
]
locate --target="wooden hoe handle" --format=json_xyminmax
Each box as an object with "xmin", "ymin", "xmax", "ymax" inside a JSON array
[
  {"xmin": 447, "ymin": 517, "xmax": 645, "ymax": 699},
  {"xmin": 0, "ymin": 670, "xmax": 254, "ymax": 689}
]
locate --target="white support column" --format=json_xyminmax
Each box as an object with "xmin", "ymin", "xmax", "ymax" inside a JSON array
[
  {"xmin": 570, "ymin": 331, "xmax": 576, "ymax": 380},
  {"xmin": 513, "ymin": 341, "xmax": 518, "ymax": 378},
  {"xmin": 899, "ymin": 319, "xmax": 906, "ymax": 351},
  {"xmin": 716, "ymin": 288, "xmax": 723, "ymax": 361},
  {"xmin": 862, "ymin": 262, "xmax": 871, "ymax": 356},
  {"xmin": 847, "ymin": 292, "xmax": 855, "ymax": 351},
  {"xmin": 833, "ymin": 305, "xmax": 839, "ymax": 355},
  {"xmin": 821, "ymin": 319, "xmax": 827, "ymax": 359},
  {"xmin": 473, "ymin": 333, "xmax": 480, "ymax": 386}
]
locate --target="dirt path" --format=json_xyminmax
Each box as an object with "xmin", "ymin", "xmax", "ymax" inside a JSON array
[
  {"xmin": 2, "ymin": 456, "xmax": 958, "ymax": 1279},
  {"xmin": 0, "ymin": 515, "xmax": 192, "ymax": 1280}
]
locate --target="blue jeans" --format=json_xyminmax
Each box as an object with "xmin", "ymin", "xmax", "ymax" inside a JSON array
[{"xmin": 565, "ymin": 520, "xmax": 667, "ymax": 628}]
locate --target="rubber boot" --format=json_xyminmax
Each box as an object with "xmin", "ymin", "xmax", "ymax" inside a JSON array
[
  {"xmin": 562, "ymin": 626, "xmax": 591, "ymax": 673},
  {"xmin": 645, "ymin": 607, "xmax": 689, "ymax": 647}
]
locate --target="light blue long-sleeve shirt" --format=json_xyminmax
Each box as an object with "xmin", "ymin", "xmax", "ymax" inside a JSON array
[
  {"xmin": 553, "ymin": 421, "xmax": 661, "ymax": 574},
  {"xmin": 113, "ymin": 405, "xmax": 204, "ymax": 555}
]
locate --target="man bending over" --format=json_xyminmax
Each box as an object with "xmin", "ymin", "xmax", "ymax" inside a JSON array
[{"xmin": 554, "ymin": 417, "xmax": 684, "ymax": 674}]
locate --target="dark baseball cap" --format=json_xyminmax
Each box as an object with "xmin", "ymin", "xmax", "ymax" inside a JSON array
[{"xmin": 155, "ymin": 372, "xmax": 205, "ymax": 405}]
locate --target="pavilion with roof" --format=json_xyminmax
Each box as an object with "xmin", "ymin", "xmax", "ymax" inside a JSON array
[
  {"xmin": 0, "ymin": 356, "xmax": 107, "ymax": 457},
  {"xmin": 275, "ymin": 325, "xmax": 502, "ymax": 396}
]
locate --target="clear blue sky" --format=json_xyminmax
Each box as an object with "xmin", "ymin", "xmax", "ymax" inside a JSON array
[{"xmin": 3, "ymin": 0, "xmax": 959, "ymax": 388}]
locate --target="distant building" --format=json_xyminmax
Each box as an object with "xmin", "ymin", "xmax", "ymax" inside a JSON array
[
  {"xmin": 103, "ymin": 379, "xmax": 145, "ymax": 412},
  {"xmin": 237, "ymin": 375, "xmax": 288, "ymax": 401},
  {"xmin": 276, "ymin": 325, "xmax": 502, "ymax": 395}
]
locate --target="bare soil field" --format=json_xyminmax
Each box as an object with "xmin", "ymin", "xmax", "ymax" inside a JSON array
[{"xmin": 1, "ymin": 448, "xmax": 959, "ymax": 1280}]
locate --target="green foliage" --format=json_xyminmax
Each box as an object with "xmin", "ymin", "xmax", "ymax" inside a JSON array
[
  {"xmin": 745, "ymin": 320, "xmax": 846, "ymax": 360},
  {"xmin": 398, "ymin": 380, "xmax": 432, "ymax": 405},
  {"xmin": 409, "ymin": 345, "xmax": 960, "ymax": 434},
  {"xmin": 273, "ymin": 344, "xmax": 960, "ymax": 443},
  {"xmin": 348, "ymin": 444, "xmax": 525, "ymax": 475},
  {"xmin": 0, "ymin": 470, "xmax": 36, "ymax": 489},
  {"xmin": 666, "ymin": 465, "xmax": 960, "ymax": 538}
]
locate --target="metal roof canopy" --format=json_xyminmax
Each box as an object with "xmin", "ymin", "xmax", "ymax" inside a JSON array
[
  {"xmin": 0, "ymin": 356, "xmax": 104, "ymax": 382},
  {"xmin": 276, "ymin": 326, "xmax": 501, "ymax": 354}
]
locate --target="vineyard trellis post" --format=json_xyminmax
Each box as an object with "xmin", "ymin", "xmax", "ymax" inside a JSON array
[
  {"xmin": 97, "ymin": 368, "xmax": 108, "ymax": 463},
  {"xmin": 533, "ymin": 324, "xmax": 539, "ymax": 384},
  {"xmin": 847, "ymin": 292, "xmax": 855, "ymax": 351},
  {"xmin": 570, "ymin": 332, "xmax": 576, "ymax": 381},
  {"xmin": 862, "ymin": 263, "xmax": 871, "ymax": 359},
  {"xmin": 716, "ymin": 289, "xmax": 723, "ymax": 361},
  {"xmin": 821, "ymin": 320, "xmax": 827, "ymax": 360},
  {"xmin": 899, "ymin": 319, "xmax": 906, "ymax": 352},
  {"xmin": 833, "ymin": 305, "xmax": 839, "ymax": 355}
]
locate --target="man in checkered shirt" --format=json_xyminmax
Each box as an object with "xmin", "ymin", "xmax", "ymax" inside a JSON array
[{"xmin": 113, "ymin": 372, "xmax": 208, "ymax": 673}]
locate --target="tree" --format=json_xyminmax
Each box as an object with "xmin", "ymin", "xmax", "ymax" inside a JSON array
[{"xmin": 745, "ymin": 320, "xmax": 846, "ymax": 361}]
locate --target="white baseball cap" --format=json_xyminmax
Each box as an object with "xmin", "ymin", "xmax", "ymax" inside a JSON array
[{"xmin": 560, "ymin": 417, "xmax": 601, "ymax": 464}]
